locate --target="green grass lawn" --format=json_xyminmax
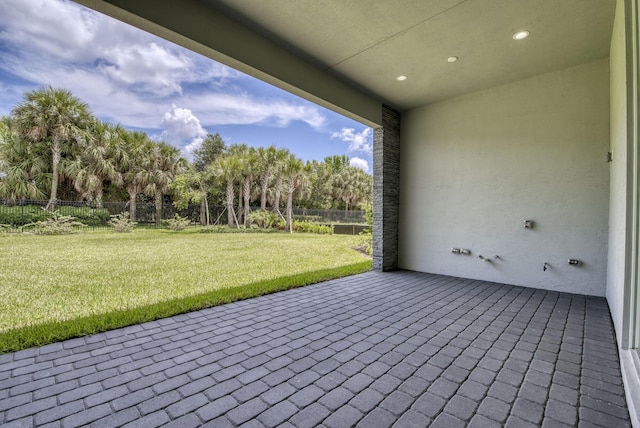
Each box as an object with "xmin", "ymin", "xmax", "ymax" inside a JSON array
[{"xmin": 0, "ymin": 229, "xmax": 371, "ymax": 352}]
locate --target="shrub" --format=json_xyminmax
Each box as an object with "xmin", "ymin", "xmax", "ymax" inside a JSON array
[
  {"xmin": 354, "ymin": 203, "xmax": 372, "ymax": 255},
  {"xmin": 108, "ymin": 212, "xmax": 137, "ymax": 233},
  {"xmin": 0, "ymin": 205, "xmax": 48, "ymax": 225},
  {"xmin": 292, "ymin": 221, "xmax": 333, "ymax": 235},
  {"xmin": 247, "ymin": 210, "xmax": 278, "ymax": 229},
  {"xmin": 53, "ymin": 206, "xmax": 111, "ymax": 227},
  {"xmin": 0, "ymin": 204, "xmax": 110, "ymax": 227},
  {"xmin": 293, "ymin": 214, "xmax": 324, "ymax": 223},
  {"xmin": 22, "ymin": 211, "xmax": 85, "ymax": 235},
  {"xmin": 164, "ymin": 214, "xmax": 190, "ymax": 231}
]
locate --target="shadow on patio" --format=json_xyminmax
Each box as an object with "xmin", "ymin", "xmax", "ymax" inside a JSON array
[{"xmin": 0, "ymin": 271, "xmax": 631, "ymax": 427}]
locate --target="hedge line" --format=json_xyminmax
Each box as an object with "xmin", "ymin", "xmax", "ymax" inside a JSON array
[{"xmin": 0, "ymin": 205, "xmax": 111, "ymax": 227}]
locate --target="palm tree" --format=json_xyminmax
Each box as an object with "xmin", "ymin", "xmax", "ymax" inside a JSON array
[
  {"xmin": 228, "ymin": 144, "xmax": 250, "ymax": 223},
  {"xmin": 171, "ymin": 167, "xmax": 213, "ymax": 225},
  {"xmin": 210, "ymin": 155, "xmax": 242, "ymax": 227},
  {"xmin": 69, "ymin": 121, "xmax": 128, "ymax": 207},
  {"xmin": 256, "ymin": 145, "xmax": 277, "ymax": 211},
  {"xmin": 11, "ymin": 86, "xmax": 93, "ymax": 210},
  {"xmin": 334, "ymin": 166, "xmax": 373, "ymax": 211},
  {"xmin": 0, "ymin": 117, "xmax": 47, "ymax": 201},
  {"xmin": 282, "ymin": 154, "xmax": 304, "ymax": 233},
  {"xmin": 238, "ymin": 147, "xmax": 258, "ymax": 226},
  {"xmin": 145, "ymin": 142, "xmax": 186, "ymax": 225},
  {"xmin": 121, "ymin": 131, "xmax": 154, "ymax": 222},
  {"xmin": 272, "ymin": 148, "xmax": 291, "ymax": 216}
]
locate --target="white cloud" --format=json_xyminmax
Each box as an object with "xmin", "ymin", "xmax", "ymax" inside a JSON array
[
  {"xmin": 0, "ymin": 0, "xmax": 329, "ymax": 136},
  {"xmin": 159, "ymin": 104, "xmax": 207, "ymax": 157},
  {"xmin": 98, "ymin": 43, "xmax": 192, "ymax": 97},
  {"xmin": 350, "ymin": 157, "xmax": 369, "ymax": 172},
  {"xmin": 331, "ymin": 127, "xmax": 373, "ymax": 154},
  {"xmin": 182, "ymin": 91, "xmax": 326, "ymax": 130}
]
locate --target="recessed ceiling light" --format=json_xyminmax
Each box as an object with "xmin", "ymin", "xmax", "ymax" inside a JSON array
[
  {"xmin": 513, "ymin": 30, "xmax": 530, "ymax": 40},
  {"xmin": 447, "ymin": 56, "xmax": 458, "ymax": 63},
  {"xmin": 396, "ymin": 75, "xmax": 408, "ymax": 81}
]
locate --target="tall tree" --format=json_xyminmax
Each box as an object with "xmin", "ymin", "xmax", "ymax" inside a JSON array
[
  {"xmin": 256, "ymin": 145, "xmax": 277, "ymax": 211},
  {"xmin": 69, "ymin": 121, "xmax": 128, "ymax": 207},
  {"xmin": 0, "ymin": 117, "xmax": 47, "ymax": 201},
  {"xmin": 228, "ymin": 144, "xmax": 250, "ymax": 224},
  {"xmin": 193, "ymin": 133, "xmax": 226, "ymax": 171},
  {"xmin": 324, "ymin": 155, "xmax": 350, "ymax": 174},
  {"xmin": 282, "ymin": 154, "xmax": 304, "ymax": 233},
  {"xmin": 334, "ymin": 166, "xmax": 373, "ymax": 211},
  {"xmin": 145, "ymin": 142, "xmax": 186, "ymax": 225},
  {"xmin": 272, "ymin": 148, "xmax": 291, "ymax": 216},
  {"xmin": 210, "ymin": 155, "xmax": 242, "ymax": 227},
  {"xmin": 11, "ymin": 86, "xmax": 93, "ymax": 210},
  {"xmin": 121, "ymin": 131, "xmax": 154, "ymax": 222},
  {"xmin": 171, "ymin": 167, "xmax": 213, "ymax": 225},
  {"xmin": 238, "ymin": 147, "xmax": 258, "ymax": 226}
]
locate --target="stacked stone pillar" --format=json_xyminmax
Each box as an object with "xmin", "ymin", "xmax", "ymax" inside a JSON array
[{"xmin": 373, "ymin": 105, "xmax": 400, "ymax": 271}]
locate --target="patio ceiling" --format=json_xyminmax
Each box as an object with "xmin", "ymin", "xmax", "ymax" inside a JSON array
[{"xmin": 206, "ymin": 0, "xmax": 615, "ymax": 111}]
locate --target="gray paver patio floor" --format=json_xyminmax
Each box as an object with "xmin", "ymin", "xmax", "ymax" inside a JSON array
[{"xmin": 0, "ymin": 270, "xmax": 631, "ymax": 427}]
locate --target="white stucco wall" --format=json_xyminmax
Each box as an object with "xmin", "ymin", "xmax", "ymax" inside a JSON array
[
  {"xmin": 399, "ymin": 59, "xmax": 610, "ymax": 296},
  {"xmin": 607, "ymin": 0, "xmax": 627, "ymax": 345}
]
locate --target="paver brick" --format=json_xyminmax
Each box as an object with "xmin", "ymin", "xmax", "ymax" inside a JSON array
[
  {"xmin": 289, "ymin": 403, "xmax": 330, "ymax": 428},
  {"xmin": 112, "ymin": 386, "xmax": 154, "ymax": 411},
  {"xmin": 138, "ymin": 390, "xmax": 182, "ymax": 415},
  {"xmin": 260, "ymin": 382, "xmax": 298, "ymax": 405},
  {"xmin": 195, "ymin": 395, "xmax": 238, "ymax": 422},
  {"xmin": 0, "ymin": 392, "xmax": 31, "ymax": 413},
  {"xmin": 348, "ymin": 388, "xmax": 385, "ymax": 413},
  {"xmin": 165, "ymin": 393, "xmax": 208, "ymax": 418},
  {"xmin": 318, "ymin": 386, "xmax": 353, "ymax": 411},
  {"xmin": 315, "ymin": 371, "xmax": 348, "ymax": 391},
  {"xmin": 289, "ymin": 384, "xmax": 324, "ymax": 408},
  {"xmin": 580, "ymin": 384, "xmax": 627, "ymax": 407},
  {"xmin": 579, "ymin": 407, "xmax": 632, "ymax": 427},
  {"xmin": 323, "ymin": 405, "xmax": 363, "ymax": 428},
  {"xmin": 9, "ymin": 376, "xmax": 54, "ymax": 396},
  {"xmin": 90, "ymin": 406, "xmax": 140, "ymax": 427},
  {"xmin": 468, "ymin": 414, "xmax": 502, "ymax": 428},
  {"xmin": 6, "ymin": 397, "xmax": 57, "ymax": 421},
  {"xmin": 380, "ymin": 390, "xmax": 414, "ymax": 416},
  {"xmin": 257, "ymin": 400, "xmax": 298, "ymax": 427},
  {"xmin": 61, "ymin": 403, "xmax": 112, "ymax": 428},
  {"xmin": 226, "ymin": 397, "xmax": 268, "ymax": 425},
  {"xmin": 356, "ymin": 407, "xmax": 396, "ymax": 428},
  {"xmin": 121, "ymin": 410, "xmax": 170, "ymax": 428},
  {"xmin": 0, "ymin": 271, "xmax": 630, "ymax": 427},
  {"xmin": 477, "ymin": 396, "xmax": 510, "ymax": 423},
  {"xmin": 412, "ymin": 391, "xmax": 446, "ymax": 418},
  {"xmin": 370, "ymin": 374, "xmax": 402, "ymax": 395},
  {"xmin": 232, "ymin": 380, "xmax": 270, "ymax": 403},
  {"xmin": 395, "ymin": 409, "xmax": 431, "ymax": 427},
  {"xmin": 545, "ymin": 398, "xmax": 577, "ymax": 425},
  {"xmin": 163, "ymin": 413, "xmax": 202, "ymax": 428},
  {"xmin": 100, "ymin": 370, "xmax": 141, "ymax": 389},
  {"xmin": 428, "ymin": 377, "xmax": 458, "ymax": 399},
  {"xmin": 84, "ymin": 385, "xmax": 128, "ymax": 408},
  {"xmin": 33, "ymin": 399, "xmax": 84, "ymax": 425},
  {"xmin": 511, "ymin": 397, "xmax": 545, "ymax": 425}
]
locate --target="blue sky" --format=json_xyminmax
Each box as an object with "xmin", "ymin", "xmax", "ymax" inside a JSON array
[{"xmin": 0, "ymin": 0, "xmax": 373, "ymax": 172}]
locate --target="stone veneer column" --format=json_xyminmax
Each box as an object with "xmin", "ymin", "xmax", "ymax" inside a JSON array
[{"xmin": 373, "ymin": 105, "xmax": 400, "ymax": 271}]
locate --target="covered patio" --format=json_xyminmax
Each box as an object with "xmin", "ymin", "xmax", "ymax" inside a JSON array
[
  {"xmin": 4, "ymin": 0, "xmax": 638, "ymax": 424},
  {"xmin": 0, "ymin": 271, "xmax": 629, "ymax": 426}
]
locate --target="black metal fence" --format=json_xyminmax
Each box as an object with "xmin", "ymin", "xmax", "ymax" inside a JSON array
[{"xmin": 0, "ymin": 199, "xmax": 366, "ymax": 231}]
